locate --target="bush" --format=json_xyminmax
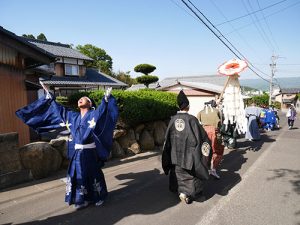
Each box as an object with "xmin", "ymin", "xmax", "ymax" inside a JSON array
[
  {"xmin": 66, "ymin": 89, "xmax": 178, "ymax": 126},
  {"xmin": 272, "ymin": 101, "xmax": 281, "ymax": 109},
  {"xmin": 56, "ymin": 96, "xmax": 68, "ymax": 105},
  {"xmin": 248, "ymin": 93, "xmax": 269, "ymax": 107},
  {"xmin": 134, "ymin": 64, "xmax": 156, "ymax": 75},
  {"xmin": 136, "ymin": 75, "xmax": 159, "ymax": 88}
]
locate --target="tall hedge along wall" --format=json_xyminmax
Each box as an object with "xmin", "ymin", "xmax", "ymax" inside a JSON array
[{"xmin": 63, "ymin": 90, "xmax": 178, "ymax": 126}]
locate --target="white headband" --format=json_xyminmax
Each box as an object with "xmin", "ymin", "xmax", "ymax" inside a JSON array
[{"xmin": 83, "ymin": 97, "xmax": 92, "ymax": 103}]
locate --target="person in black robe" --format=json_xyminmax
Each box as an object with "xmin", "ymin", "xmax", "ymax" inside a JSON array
[{"xmin": 162, "ymin": 90, "xmax": 212, "ymax": 204}]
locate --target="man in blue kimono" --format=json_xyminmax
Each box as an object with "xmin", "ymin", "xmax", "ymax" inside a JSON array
[
  {"xmin": 16, "ymin": 87, "xmax": 118, "ymax": 210},
  {"xmin": 264, "ymin": 107, "xmax": 277, "ymax": 131},
  {"xmin": 245, "ymin": 103, "xmax": 261, "ymax": 141}
]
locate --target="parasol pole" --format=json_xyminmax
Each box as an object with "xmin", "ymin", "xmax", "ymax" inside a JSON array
[
  {"xmin": 218, "ymin": 75, "xmax": 232, "ymax": 102},
  {"xmin": 217, "ymin": 75, "xmax": 232, "ymax": 128}
]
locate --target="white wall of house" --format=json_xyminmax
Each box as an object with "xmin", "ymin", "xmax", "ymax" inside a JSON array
[{"xmin": 162, "ymin": 84, "xmax": 219, "ymax": 117}]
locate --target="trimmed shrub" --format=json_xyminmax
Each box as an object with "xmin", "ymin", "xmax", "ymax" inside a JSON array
[
  {"xmin": 134, "ymin": 64, "xmax": 156, "ymax": 75},
  {"xmin": 64, "ymin": 89, "xmax": 178, "ymax": 126},
  {"xmin": 136, "ymin": 75, "xmax": 159, "ymax": 88}
]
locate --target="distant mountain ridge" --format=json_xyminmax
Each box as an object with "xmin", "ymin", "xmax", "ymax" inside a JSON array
[{"xmin": 240, "ymin": 77, "xmax": 300, "ymax": 91}]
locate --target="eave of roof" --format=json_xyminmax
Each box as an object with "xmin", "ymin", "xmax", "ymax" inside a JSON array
[
  {"xmin": 0, "ymin": 26, "xmax": 56, "ymax": 63},
  {"xmin": 158, "ymin": 80, "xmax": 223, "ymax": 94},
  {"xmin": 42, "ymin": 80, "xmax": 124, "ymax": 86},
  {"xmin": 24, "ymin": 38, "xmax": 93, "ymax": 61},
  {"xmin": 280, "ymin": 88, "xmax": 300, "ymax": 94},
  {"xmin": 158, "ymin": 75, "xmax": 227, "ymax": 90},
  {"xmin": 42, "ymin": 68, "xmax": 127, "ymax": 87}
]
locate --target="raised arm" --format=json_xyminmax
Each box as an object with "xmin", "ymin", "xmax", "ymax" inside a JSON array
[
  {"xmin": 16, "ymin": 94, "xmax": 74, "ymax": 133},
  {"xmin": 91, "ymin": 88, "xmax": 119, "ymax": 161}
]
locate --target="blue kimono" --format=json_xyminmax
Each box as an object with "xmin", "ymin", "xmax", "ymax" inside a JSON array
[
  {"xmin": 264, "ymin": 109, "xmax": 276, "ymax": 130},
  {"xmin": 245, "ymin": 106, "xmax": 261, "ymax": 140},
  {"xmin": 16, "ymin": 95, "xmax": 118, "ymax": 205},
  {"xmin": 259, "ymin": 109, "xmax": 267, "ymax": 128}
]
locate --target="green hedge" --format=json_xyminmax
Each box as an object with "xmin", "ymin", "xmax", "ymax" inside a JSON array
[
  {"xmin": 64, "ymin": 89, "xmax": 178, "ymax": 126},
  {"xmin": 248, "ymin": 93, "xmax": 269, "ymax": 107},
  {"xmin": 245, "ymin": 93, "xmax": 281, "ymax": 109}
]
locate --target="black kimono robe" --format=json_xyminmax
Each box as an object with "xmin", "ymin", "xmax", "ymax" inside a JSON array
[{"xmin": 162, "ymin": 111, "xmax": 212, "ymax": 198}]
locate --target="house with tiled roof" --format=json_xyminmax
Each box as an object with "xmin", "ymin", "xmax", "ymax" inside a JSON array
[
  {"xmin": 158, "ymin": 75, "xmax": 227, "ymax": 116},
  {"xmin": 128, "ymin": 75, "xmax": 227, "ymax": 116},
  {"xmin": 275, "ymin": 88, "xmax": 300, "ymax": 111},
  {"xmin": 23, "ymin": 38, "xmax": 127, "ymax": 96}
]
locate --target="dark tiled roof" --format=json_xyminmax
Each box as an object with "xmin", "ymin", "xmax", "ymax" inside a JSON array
[
  {"xmin": 127, "ymin": 83, "xmax": 158, "ymax": 90},
  {"xmin": 23, "ymin": 38, "xmax": 93, "ymax": 61},
  {"xmin": 159, "ymin": 75, "xmax": 228, "ymax": 87},
  {"xmin": 0, "ymin": 26, "xmax": 56, "ymax": 60},
  {"xmin": 128, "ymin": 75, "xmax": 227, "ymax": 92},
  {"xmin": 42, "ymin": 68, "xmax": 127, "ymax": 87},
  {"xmin": 281, "ymin": 88, "xmax": 300, "ymax": 94},
  {"xmin": 177, "ymin": 81, "xmax": 223, "ymax": 93}
]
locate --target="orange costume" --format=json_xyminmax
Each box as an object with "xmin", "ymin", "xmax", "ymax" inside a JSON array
[{"xmin": 197, "ymin": 101, "xmax": 224, "ymax": 179}]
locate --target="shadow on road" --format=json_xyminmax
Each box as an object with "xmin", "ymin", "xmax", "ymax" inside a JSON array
[
  {"xmin": 201, "ymin": 148, "xmax": 245, "ymax": 201},
  {"xmin": 238, "ymin": 133, "xmax": 276, "ymax": 152},
  {"xmin": 201, "ymin": 131, "xmax": 276, "ymax": 201},
  {"xmin": 14, "ymin": 168, "xmax": 179, "ymax": 225},
  {"xmin": 267, "ymin": 168, "xmax": 300, "ymax": 221},
  {"xmin": 267, "ymin": 168, "xmax": 300, "ymax": 195}
]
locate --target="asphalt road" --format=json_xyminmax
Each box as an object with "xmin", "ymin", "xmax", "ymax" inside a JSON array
[{"xmin": 0, "ymin": 114, "xmax": 299, "ymax": 225}]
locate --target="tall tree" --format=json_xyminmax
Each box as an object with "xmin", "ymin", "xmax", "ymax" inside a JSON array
[
  {"xmin": 76, "ymin": 44, "xmax": 113, "ymax": 75},
  {"xmin": 134, "ymin": 63, "xmax": 158, "ymax": 88},
  {"xmin": 112, "ymin": 71, "xmax": 137, "ymax": 86},
  {"xmin": 37, "ymin": 33, "xmax": 47, "ymax": 41}
]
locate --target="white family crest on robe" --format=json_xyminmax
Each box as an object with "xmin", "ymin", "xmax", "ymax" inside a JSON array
[
  {"xmin": 60, "ymin": 120, "xmax": 72, "ymax": 131},
  {"xmin": 175, "ymin": 119, "xmax": 185, "ymax": 131},
  {"xmin": 88, "ymin": 118, "xmax": 96, "ymax": 128},
  {"xmin": 201, "ymin": 142, "xmax": 211, "ymax": 156},
  {"xmin": 79, "ymin": 185, "xmax": 88, "ymax": 196}
]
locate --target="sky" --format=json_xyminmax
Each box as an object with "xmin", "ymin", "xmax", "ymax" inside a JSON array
[{"xmin": 1, "ymin": 0, "xmax": 300, "ymax": 82}]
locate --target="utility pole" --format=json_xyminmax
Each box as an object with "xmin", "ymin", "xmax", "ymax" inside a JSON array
[{"xmin": 269, "ymin": 55, "xmax": 277, "ymax": 105}]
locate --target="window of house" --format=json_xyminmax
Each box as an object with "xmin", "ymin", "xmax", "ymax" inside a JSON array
[{"xmin": 65, "ymin": 64, "xmax": 79, "ymax": 76}]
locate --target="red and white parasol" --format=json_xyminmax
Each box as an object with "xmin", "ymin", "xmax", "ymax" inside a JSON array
[
  {"xmin": 218, "ymin": 59, "xmax": 248, "ymax": 76},
  {"xmin": 217, "ymin": 59, "xmax": 248, "ymax": 134}
]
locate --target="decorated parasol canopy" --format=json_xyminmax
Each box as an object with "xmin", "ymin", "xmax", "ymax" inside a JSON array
[
  {"xmin": 218, "ymin": 59, "xmax": 248, "ymax": 76},
  {"xmin": 217, "ymin": 59, "xmax": 248, "ymax": 134}
]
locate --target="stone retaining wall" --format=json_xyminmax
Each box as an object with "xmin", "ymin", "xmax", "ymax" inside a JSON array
[
  {"xmin": 0, "ymin": 120, "xmax": 168, "ymax": 189},
  {"xmin": 0, "ymin": 133, "xmax": 31, "ymax": 189}
]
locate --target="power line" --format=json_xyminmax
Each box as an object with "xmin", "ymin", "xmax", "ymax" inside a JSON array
[
  {"xmin": 222, "ymin": 1, "xmax": 300, "ymax": 35},
  {"xmin": 256, "ymin": 0, "xmax": 281, "ymax": 52},
  {"xmin": 181, "ymin": 0, "xmax": 271, "ymax": 82},
  {"xmin": 210, "ymin": 0, "xmax": 266, "ymax": 63},
  {"xmin": 277, "ymin": 64, "xmax": 300, "ymax": 66},
  {"xmin": 187, "ymin": 0, "xmax": 268, "ymax": 75},
  {"xmin": 216, "ymin": 0, "xmax": 288, "ymax": 26},
  {"xmin": 168, "ymin": 0, "xmax": 198, "ymax": 21},
  {"xmin": 243, "ymin": 0, "xmax": 275, "ymax": 52}
]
